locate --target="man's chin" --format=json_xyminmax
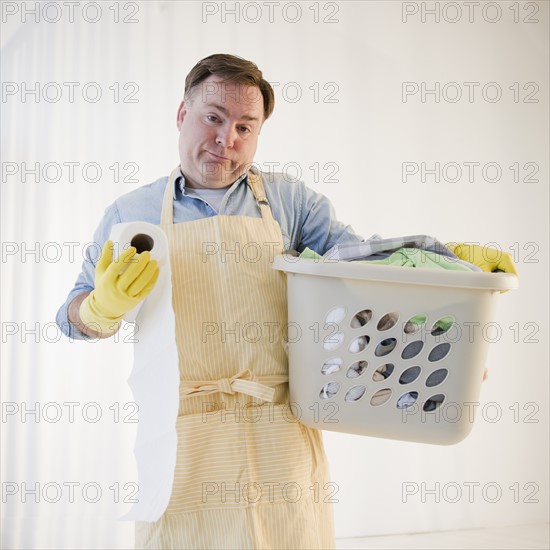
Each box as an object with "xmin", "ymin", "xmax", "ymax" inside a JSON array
[{"xmin": 202, "ymin": 165, "xmax": 243, "ymax": 187}]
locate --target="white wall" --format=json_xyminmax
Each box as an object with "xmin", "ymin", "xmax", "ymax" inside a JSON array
[{"xmin": 1, "ymin": 1, "xmax": 548, "ymax": 548}]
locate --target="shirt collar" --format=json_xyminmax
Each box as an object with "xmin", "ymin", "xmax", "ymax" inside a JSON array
[{"xmin": 173, "ymin": 166, "xmax": 248, "ymax": 199}]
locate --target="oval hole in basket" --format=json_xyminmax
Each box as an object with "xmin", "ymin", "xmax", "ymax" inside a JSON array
[
  {"xmin": 377, "ymin": 312, "xmax": 399, "ymax": 331},
  {"xmin": 373, "ymin": 363, "xmax": 394, "ymax": 381},
  {"xmin": 401, "ymin": 340, "xmax": 424, "ymax": 359},
  {"xmin": 325, "ymin": 306, "xmax": 347, "ymax": 325},
  {"xmin": 396, "ymin": 391, "xmax": 419, "ymax": 409},
  {"xmin": 349, "ymin": 335, "xmax": 370, "ymax": 353},
  {"xmin": 423, "ymin": 393, "xmax": 446, "ymax": 412},
  {"xmin": 430, "ymin": 315, "xmax": 455, "ymax": 336},
  {"xmin": 321, "ymin": 357, "xmax": 343, "ymax": 375},
  {"xmin": 323, "ymin": 332, "xmax": 344, "ymax": 351},
  {"xmin": 345, "ymin": 385, "xmax": 366, "ymax": 403},
  {"xmin": 428, "ymin": 343, "xmax": 451, "ymax": 362},
  {"xmin": 426, "ymin": 368, "xmax": 448, "ymax": 387},
  {"xmin": 350, "ymin": 309, "xmax": 372, "ymax": 328},
  {"xmin": 319, "ymin": 382, "xmax": 340, "ymax": 399},
  {"xmin": 404, "ymin": 313, "xmax": 428, "ymax": 335},
  {"xmin": 374, "ymin": 338, "xmax": 397, "ymax": 357},
  {"xmin": 399, "ymin": 366, "xmax": 421, "ymax": 384},
  {"xmin": 370, "ymin": 388, "xmax": 392, "ymax": 406},
  {"xmin": 347, "ymin": 361, "xmax": 368, "ymax": 379}
]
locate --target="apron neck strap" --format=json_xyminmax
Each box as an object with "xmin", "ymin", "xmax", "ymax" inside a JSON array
[
  {"xmin": 246, "ymin": 170, "xmax": 272, "ymax": 221},
  {"xmin": 160, "ymin": 166, "xmax": 274, "ymax": 226},
  {"xmin": 160, "ymin": 166, "xmax": 181, "ymax": 227}
]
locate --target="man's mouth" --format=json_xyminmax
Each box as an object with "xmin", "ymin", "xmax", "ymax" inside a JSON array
[{"xmin": 206, "ymin": 151, "xmax": 230, "ymax": 161}]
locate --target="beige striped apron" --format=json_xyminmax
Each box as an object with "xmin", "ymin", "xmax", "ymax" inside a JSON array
[{"xmin": 134, "ymin": 167, "xmax": 336, "ymax": 549}]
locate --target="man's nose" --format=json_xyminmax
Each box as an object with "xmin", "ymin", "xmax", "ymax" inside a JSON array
[{"xmin": 216, "ymin": 125, "xmax": 237, "ymax": 148}]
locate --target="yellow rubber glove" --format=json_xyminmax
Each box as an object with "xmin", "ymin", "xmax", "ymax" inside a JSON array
[
  {"xmin": 446, "ymin": 243, "xmax": 518, "ymax": 276},
  {"xmin": 79, "ymin": 240, "xmax": 160, "ymax": 333}
]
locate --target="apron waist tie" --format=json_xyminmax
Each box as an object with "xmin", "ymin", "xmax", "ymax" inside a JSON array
[{"xmin": 179, "ymin": 369, "xmax": 289, "ymax": 402}]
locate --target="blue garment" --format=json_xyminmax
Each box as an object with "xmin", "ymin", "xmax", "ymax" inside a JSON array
[{"xmin": 56, "ymin": 167, "xmax": 364, "ymax": 340}]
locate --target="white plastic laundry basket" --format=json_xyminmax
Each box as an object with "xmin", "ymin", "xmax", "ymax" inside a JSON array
[{"xmin": 273, "ymin": 254, "xmax": 518, "ymax": 445}]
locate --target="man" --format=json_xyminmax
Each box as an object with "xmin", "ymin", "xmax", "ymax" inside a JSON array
[
  {"xmin": 57, "ymin": 54, "xmax": 516, "ymax": 548},
  {"xmin": 57, "ymin": 53, "xmax": 366, "ymax": 549}
]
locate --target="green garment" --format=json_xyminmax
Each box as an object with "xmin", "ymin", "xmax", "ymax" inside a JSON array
[
  {"xmin": 299, "ymin": 247, "xmax": 473, "ymax": 271},
  {"xmin": 299, "ymin": 247, "xmax": 323, "ymax": 261},
  {"xmin": 368, "ymin": 248, "xmax": 474, "ymax": 271}
]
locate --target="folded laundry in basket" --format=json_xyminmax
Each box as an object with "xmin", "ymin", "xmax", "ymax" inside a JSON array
[
  {"xmin": 396, "ymin": 392, "xmax": 418, "ymax": 409},
  {"xmin": 406, "ymin": 315, "xmax": 453, "ymax": 334},
  {"xmin": 324, "ymin": 307, "xmax": 373, "ymax": 329},
  {"xmin": 321, "ymin": 357, "xmax": 342, "ymax": 375},
  {"xmin": 349, "ymin": 335, "xmax": 369, "ymax": 353},
  {"xmin": 323, "ymin": 307, "xmax": 451, "ymax": 335},
  {"xmin": 323, "ymin": 234, "xmax": 481, "ymax": 271},
  {"xmin": 394, "ymin": 392, "xmax": 445, "ymax": 411},
  {"xmin": 299, "ymin": 245, "xmax": 478, "ymax": 272},
  {"xmin": 320, "ymin": 381, "xmax": 340, "ymax": 399},
  {"xmin": 372, "ymin": 364, "xmax": 392, "ymax": 381},
  {"xmin": 363, "ymin": 248, "xmax": 477, "ymax": 271},
  {"xmin": 323, "ymin": 234, "xmax": 452, "ymax": 260},
  {"xmin": 423, "ymin": 393, "xmax": 445, "ymax": 411}
]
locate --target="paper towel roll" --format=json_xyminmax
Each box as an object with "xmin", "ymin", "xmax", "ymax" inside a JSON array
[
  {"xmin": 109, "ymin": 222, "xmax": 180, "ymax": 522},
  {"xmin": 108, "ymin": 223, "xmax": 169, "ymax": 324}
]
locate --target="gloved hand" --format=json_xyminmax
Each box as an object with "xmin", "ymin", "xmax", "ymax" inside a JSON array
[
  {"xmin": 446, "ymin": 243, "xmax": 518, "ymax": 276},
  {"xmin": 79, "ymin": 240, "xmax": 159, "ymax": 333}
]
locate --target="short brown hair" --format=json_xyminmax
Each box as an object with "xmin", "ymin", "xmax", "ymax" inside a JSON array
[{"xmin": 184, "ymin": 53, "xmax": 275, "ymax": 121}]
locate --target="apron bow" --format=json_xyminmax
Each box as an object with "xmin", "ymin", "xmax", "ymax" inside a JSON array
[{"xmin": 180, "ymin": 369, "xmax": 288, "ymax": 403}]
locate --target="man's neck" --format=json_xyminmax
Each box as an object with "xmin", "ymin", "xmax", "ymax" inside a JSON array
[{"xmin": 180, "ymin": 167, "xmax": 246, "ymax": 190}]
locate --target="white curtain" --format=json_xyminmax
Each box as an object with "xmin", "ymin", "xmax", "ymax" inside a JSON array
[{"xmin": 2, "ymin": 1, "xmax": 548, "ymax": 548}]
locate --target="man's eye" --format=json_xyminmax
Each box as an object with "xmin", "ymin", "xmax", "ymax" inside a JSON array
[
  {"xmin": 206, "ymin": 115, "xmax": 219, "ymax": 122},
  {"xmin": 240, "ymin": 127, "xmax": 251, "ymax": 133}
]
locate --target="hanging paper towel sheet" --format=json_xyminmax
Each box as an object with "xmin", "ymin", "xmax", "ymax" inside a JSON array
[{"xmin": 108, "ymin": 222, "xmax": 180, "ymax": 522}]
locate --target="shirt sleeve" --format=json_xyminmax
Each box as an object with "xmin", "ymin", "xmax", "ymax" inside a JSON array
[
  {"xmin": 294, "ymin": 181, "xmax": 365, "ymax": 255},
  {"xmin": 55, "ymin": 202, "xmax": 122, "ymax": 340}
]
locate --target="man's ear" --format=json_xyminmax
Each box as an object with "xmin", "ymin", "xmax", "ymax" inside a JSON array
[{"xmin": 176, "ymin": 99, "xmax": 188, "ymax": 131}]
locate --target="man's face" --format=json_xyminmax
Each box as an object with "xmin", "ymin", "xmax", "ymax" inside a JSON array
[{"xmin": 176, "ymin": 75, "xmax": 265, "ymax": 189}]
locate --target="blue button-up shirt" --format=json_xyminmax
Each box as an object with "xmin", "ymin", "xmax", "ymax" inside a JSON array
[{"xmin": 56, "ymin": 167, "xmax": 365, "ymax": 340}]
